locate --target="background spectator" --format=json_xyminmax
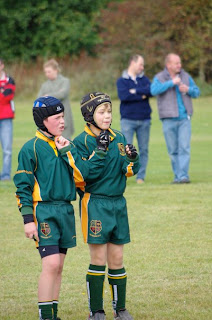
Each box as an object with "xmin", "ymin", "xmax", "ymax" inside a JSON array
[
  {"xmin": 38, "ymin": 59, "xmax": 74, "ymax": 139},
  {"xmin": 0, "ymin": 58, "xmax": 16, "ymax": 181},
  {"xmin": 117, "ymin": 54, "xmax": 152, "ymax": 184},
  {"xmin": 151, "ymin": 53, "xmax": 200, "ymax": 183}
]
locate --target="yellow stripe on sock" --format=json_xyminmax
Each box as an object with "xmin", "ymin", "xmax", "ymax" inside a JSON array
[{"xmin": 87, "ymin": 272, "xmax": 105, "ymax": 276}]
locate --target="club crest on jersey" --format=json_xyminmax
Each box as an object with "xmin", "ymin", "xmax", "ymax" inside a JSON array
[
  {"xmin": 90, "ymin": 220, "xmax": 102, "ymax": 237},
  {"xmin": 40, "ymin": 222, "xmax": 51, "ymax": 237},
  {"xmin": 117, "ymin": 143, "xmax": 126, "ymax": 156}
]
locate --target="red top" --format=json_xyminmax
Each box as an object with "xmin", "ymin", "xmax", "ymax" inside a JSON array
[{"xmin": 0, "ymin": 72, "xmax": 16, "ymax": 120}]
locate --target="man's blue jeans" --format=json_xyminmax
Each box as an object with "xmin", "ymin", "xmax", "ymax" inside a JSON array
[
  {"xmin": 0, "ymin": 118, "xmax": 13, "ymax": 180},
  {"xmin": 162, "ymin": 118, "xmax": 191, "ymax": 182},
  {"xmin": 121, "ymin": 118, "xmax": 151, "ymax": 180}
]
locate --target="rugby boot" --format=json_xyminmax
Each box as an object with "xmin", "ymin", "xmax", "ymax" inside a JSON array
[
  {"xmin": 114, "ymin": 309, "xmax": 133, "ymax": 320},
  {"xmin": 88, "ymin": 310, "xmax": 106, "ymax": 319}
]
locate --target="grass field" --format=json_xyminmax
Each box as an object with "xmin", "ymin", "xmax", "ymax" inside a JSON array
[{"xmin": 0, "ymin": 96, "xmax": 212, "ymax": 320}]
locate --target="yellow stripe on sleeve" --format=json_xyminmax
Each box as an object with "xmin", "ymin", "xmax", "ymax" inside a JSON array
[
  {"xmin": 15, "ymin": 194, "xmax": 22, "ymax": 209},
  {"xmin": 125, "ymin": 162, "xmax": 134, "ymax": 177},
  {"xmin": 88, "ymin": 151, "xmax": 95, "ymax": 160},
  {"xmin": 66, "ymin": 151, "xmax": 86, "ymax": 191},
  {"xmin": 15, "ymin": 170, "xmax": 33, "ymax": 174}
]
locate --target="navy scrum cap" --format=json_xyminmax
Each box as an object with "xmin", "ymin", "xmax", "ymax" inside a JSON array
[
  {"xmin": 33, "ymin": 96, "xmax": 64, "ymax": 132},
  {"xmin": 80, "ymin": 92, "xmax": 112, "ymax": 127}
]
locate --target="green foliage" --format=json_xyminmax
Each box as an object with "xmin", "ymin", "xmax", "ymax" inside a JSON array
[
  {"xmin": 1, "ymin": 0, "xmax": 212, "ymax": 86},
  {"xmin": 1, "ymin": 0, "xmax": 212, "ymax": 82},
  {"xmin": 99, "ymin": 0, "xmax": 212, "ymax": 81},
  {"xmin": 0, "ymin": 0, "xmax": 109, "ymax": 62},
  {"xmin": 195, "ymin": 78, "xmax": 212, "ymax": 96}
]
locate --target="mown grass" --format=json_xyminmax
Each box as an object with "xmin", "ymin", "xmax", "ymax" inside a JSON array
[{"xmin": 0, "ymin": 96, "xmax": 212, "ymax": 319}]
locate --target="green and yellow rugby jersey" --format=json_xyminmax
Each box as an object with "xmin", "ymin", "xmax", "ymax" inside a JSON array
[
  {"xmin": 73, "ymin": 125, "xmax": 140, "ymax": 196},
  {"xmin": 14, "ymin": 130, "xmax": 107, "ymax": 215}
]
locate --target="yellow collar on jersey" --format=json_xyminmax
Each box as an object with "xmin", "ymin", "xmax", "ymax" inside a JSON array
[
  {"xmin": 35, "ymin": 130, "xmax": 58, "ymax": 156},
  {"xmin": 84, "ymin": 125, "xmax": 116, "ymax": 141}
]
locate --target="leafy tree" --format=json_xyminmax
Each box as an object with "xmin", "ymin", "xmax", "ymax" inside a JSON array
[
  {"xmin": 0, "ymin": 0, "xmax": 110, "ymax": 62},
  {"xmin": 164, "ymin": 0, "xmax": 212, "ymax": 82},
  {"xmin": 99, "ymin": 0, "xmax": 212, "ymax": 81}
]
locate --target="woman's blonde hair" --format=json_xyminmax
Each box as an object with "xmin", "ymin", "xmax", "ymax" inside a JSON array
[{"xmin": 43, "ymin": 59, "xmax": 61, "ymax": 72}]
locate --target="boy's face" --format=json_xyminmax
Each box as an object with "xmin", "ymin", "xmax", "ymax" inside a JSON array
[
  {"xmin": 43, "ymin": 112, "xmax": 65, "ymax": 136},
  {"xmin": 93, "ymin": 103, "xmax": 112, "ymax": 130}
]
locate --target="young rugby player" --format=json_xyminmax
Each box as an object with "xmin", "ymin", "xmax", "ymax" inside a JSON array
[
  {"xmin": 73, "ymin": 92, "xmax": 140, "ymax": 320},
  {"xmin": 14, "ymin": 96, "xmax": 109, "ymax": 320}
]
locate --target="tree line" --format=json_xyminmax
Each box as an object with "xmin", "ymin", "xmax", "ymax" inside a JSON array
[{"xmin": 1, "ymin": 0, "xmax": 211, "ymax": 83}]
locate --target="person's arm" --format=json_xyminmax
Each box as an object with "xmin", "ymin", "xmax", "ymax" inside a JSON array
[
  {"xmin": 0, "ymin": 77, "xmax": 15, "ymax": 103},
  {"xmin": 117, "ymin": 78, "xmax": 144, "ymax": 102},
  {"xmin": 49, "ymin": 78, "xmax": 70, "ymax": 101},
  {"xmin": 187, "ymin": 76, "xmax": 200, "ymax": 98},
  {"xmin": 38, "ymin": 78, "xmax": 70, "ymax": 100},
  {"xmin": 122, "ymin": 143, "xmax": 140, "ymax": 177},
  {"xmin": 150, "ymin": 76, "xmax": 174, "ymax": 96},
  {"xmin": 14, "ymin": 148, "xmax": 35, "ymax": 213},
  {"xmin": 13, "ymin": 146, "xmax": 39, "ymax": 241},
  {"xmin": 56, "ymin": 135, "xmax": 109, "ymax": 184},
  {"xmin": 135, "ymin": 77, "xmax": 152, "ymax": 97}
]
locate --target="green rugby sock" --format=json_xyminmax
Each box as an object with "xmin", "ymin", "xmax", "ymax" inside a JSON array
[
  {"xmin": 108, "ymin": 267, "xmax": 127, "ymax": 312},
  {"xmin": 53, "ymin": 300, "xmax": 58, "ymax": 320},
  {"xmin": 86, "ymin": 264, "xmax": 106, "ymax": 314},
  {"xmin": 38, "ymin": 301, "xmax": 53, "ymax": 319}
]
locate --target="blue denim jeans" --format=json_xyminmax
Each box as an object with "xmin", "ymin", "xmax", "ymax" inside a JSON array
[
  {"xmin": 121, "ymin": 118, "xmax": 151, "ymax": 180},
  {"xmin": 162, "ymin": 118, "xmax": 191, "ymax": 181},
  {"xmin": 0, "ymin": 118, "xmax": 13, "ymax": 180}
]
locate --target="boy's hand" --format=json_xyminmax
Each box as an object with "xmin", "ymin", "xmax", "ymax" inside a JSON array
[
  {"xmin": 96, "ymin": 130, "xmax": 110, "ymax": 152},
  {"xmin": 55, "ymin": 136, "xmax": 70, "ymax": 149},
  {"xmin": 126, "ymin": 144, "xmax": 138, "ymax": 159},
  {"xmin": 24, "ymin": 222, "xmax": 39, "ymax": 242}
]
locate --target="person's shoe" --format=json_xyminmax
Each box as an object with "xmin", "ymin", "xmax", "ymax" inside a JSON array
[
  {"xmin": 137, "ymin": 179, "xmax": 144, "ymax": 184},
  {"xmin": 171, "ymin": 180, "xmax": 179, "ymax": 184},
  {"xmin": 114, "ymin": 309, "xmax": 133, "ymax": 320},
  {"xmin": 56, "ymin": 318, "xmax": 62, "ymax": 320},
  {"xmin": 179, "ymin": 179, "xmax": 191, "ymax": 184},
  {"xmin": 88, "ymin": 310, "xmax": 106, "ymax": 320},
  {"xmin": 0, "ymin": 176, "xmax": 11, "ymax": 181}
]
